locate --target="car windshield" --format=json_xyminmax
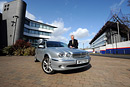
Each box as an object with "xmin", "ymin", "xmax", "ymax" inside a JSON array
[{"xmin": 47, "ymin": 41, "xmax": 68, "ymax": 47}]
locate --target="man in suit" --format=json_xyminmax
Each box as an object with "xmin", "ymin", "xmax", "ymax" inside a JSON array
[{"xmin": 68, "ymin": 35, "xmax": 78, "ymax": 49}]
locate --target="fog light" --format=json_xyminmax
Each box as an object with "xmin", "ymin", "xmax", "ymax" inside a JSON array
[{"xmin": 59, "ymin": 65, "xmax": 65, "ymax": 69}]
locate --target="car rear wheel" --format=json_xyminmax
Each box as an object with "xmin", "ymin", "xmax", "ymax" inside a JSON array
[{"xmin": 42, "ymin": 56, "xmax": 54, "ymax": 74}]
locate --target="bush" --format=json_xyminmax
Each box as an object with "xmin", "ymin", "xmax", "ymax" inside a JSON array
[
  {"xmin": 2, "ymin": 46, "xmax": 14, "ymax": 55},
  {"xmin": 13, "ymin": 49, "xmax": 24, "ymax": 56},
  {"xmin": 23, "ymin": 47, "xmax": 35, "ymax": 56},
  {"xmin": 13, "ymin": 39, "xmax": 31, "ymax": 50},
  {"xmin": 2, "ymin": 39, "xmax": 35, "ymax": 56}
]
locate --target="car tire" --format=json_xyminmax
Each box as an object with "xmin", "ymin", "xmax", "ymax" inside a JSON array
[{"xmin": 42, "ymin": 56, "xmax": 55, "ymax": 74}]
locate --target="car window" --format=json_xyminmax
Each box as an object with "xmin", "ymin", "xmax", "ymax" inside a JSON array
[{"xmin": 47, "ymin": 41, "xmax": 67, "ymax": 47}]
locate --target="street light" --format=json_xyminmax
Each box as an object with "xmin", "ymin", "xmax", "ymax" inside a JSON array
[
  {"xmin": 117, "ymin": 21, "xmax": 120, "ymax": 42},
  {"xmin": 112, "ymin": 32, "xmax": 118, "ymax": 54},
  {"xmin": 83, "ymin": 43, "xmax": 84, "ymax": 50}
]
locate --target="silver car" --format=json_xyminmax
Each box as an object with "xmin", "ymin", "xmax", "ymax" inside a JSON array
[{"xmin": 35, "ymin": 40, "xmax": 91, "ymax": 74}]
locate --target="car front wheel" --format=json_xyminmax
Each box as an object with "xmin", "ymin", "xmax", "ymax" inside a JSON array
[{"xmin": 42, "ymin": 56, "xmax": 54, "ymax": 74}]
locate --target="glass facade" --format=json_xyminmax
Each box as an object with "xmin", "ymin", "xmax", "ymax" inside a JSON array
[
  {"xmin": 23, "ymin": 36, "xmax": 40, "ymax": 46},
  {"xmin": 24, "ymin": 28, "xmax": 51, "ymax": 36},
  {"xmin": 28, "ymin": 38, "xmax": 38, "ymax": 46},
  {"xmin": 25, "ymin": 19, "xmax": 30, "ymax": 25},
  {"xmin": 24, "ymin": 18, "xmax": 56, "ymax": 47},
  {"xmin": 90, "ymin": 33, "xmax": 106, "ymax": 48},
  {"xmin": 25, "ymin": 19, "xmax": 54, "ymax": 30}
]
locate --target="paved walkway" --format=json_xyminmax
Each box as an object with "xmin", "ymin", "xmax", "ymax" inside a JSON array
[{"xmin": 0, "ymin": 56, "xmax": 130, "ymax": 87}]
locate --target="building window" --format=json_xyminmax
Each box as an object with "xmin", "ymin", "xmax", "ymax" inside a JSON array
[
  {"xmin": 40, "ymin": 24, "xmax": 43, "ymax": 28},
  {"xmin": 24, "ymin": 28, "xmax": 51, "ymax": 36},
  {"xmin": 7, "ymin": 8, "xmax": 9, "ymax": 10},
  {"xmin": 46, "ymin": 26, "xmax": 49, "ymax": 29},
  {"xmin": 35, "ymin": 31, "xmax": 38, "ymax": 34},
  {"xmin": 4, "ymin": 9, "xmax": 6, "ymax": 11},
  {"xmin": 24, "ymin": 28, "xmax": 29, "ymax": 33},
  {"xmin": 4, "ymin": 4, "xmax": 10, "ymax": 11},
  {"xmin": 25, "ymin": 19, "xmax": 30, "ymax": 25},
  {"xmin": 50, "ymin": 27, "xmax": 53, "ymax": 30},
  {"xmin": 28, "ymin": 20, "xmax": 54, "ymax": 31},
  {"xmin": 39, "ymin": 31, "xmax": 43, "ymax": 35},
  {"xmin": 36, "ymin": 23, "xmax": 40, "ymax": 28},
  {"xmin": 31, "ymin": 30, "xmax": 35, "ymax": 34},
  {"xmin": 30, "ymin": 21, "xmax": 36, "ymax": 27},
  {"xmin": 43, "ymin": 25, "xmax": 46, "ymax": 29}
]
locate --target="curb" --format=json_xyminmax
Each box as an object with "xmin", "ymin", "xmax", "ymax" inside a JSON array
[{"xmin": 90, "ymin": 54, "xmax": 130, "ymax": 59}]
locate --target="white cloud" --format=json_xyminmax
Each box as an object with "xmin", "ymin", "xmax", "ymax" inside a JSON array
[
  {"xmin": 79, "ymin": 39, "xmax": 91, "ymax": 43},
  {"xmin": 0, "ymin": 1, "xmax": 7, "ymax": 13},
  {"xmin": 37, "ymin": 20, "xmax": 44, "ymax": 23},
  {"xmin": 49, "ymin": 36, "xmax": 68, "ymax": 43},
  {"xmin": 49, "ymin": 18, "xmax": 71, "ymax": 43},
  {"xmin": 51, "ymin": 18, "xmax": 71, "ymax": 36},
  {"xmin": 70, "ymin": 28, "xmax": 89, "ymax": 39}
]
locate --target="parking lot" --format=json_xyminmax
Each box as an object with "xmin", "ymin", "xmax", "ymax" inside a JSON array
[{"xmin": 0, "ymin": 55, "xmax": 130, "ymax": 87}]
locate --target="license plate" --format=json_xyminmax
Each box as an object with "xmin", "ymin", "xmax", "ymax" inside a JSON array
[{"xmin": 77, "ymin": 59, "xmax": 88, "ymax": 64}]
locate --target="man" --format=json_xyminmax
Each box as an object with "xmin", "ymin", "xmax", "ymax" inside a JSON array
[{"xmin": 68, "ymin": 35, "xmax": 78, "ymax": 49}]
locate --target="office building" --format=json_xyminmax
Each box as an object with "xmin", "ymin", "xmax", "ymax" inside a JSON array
[
  {"xmin": 0, "ymin": 0, "xmax": 56, "ymax": 49},
  {"xmin": 24, "ymin": 17, "xmax": 56, "ymax": 46},
  {"xmin": 89, "ymin": 11, "xmax": 130, "ymax": 54}
]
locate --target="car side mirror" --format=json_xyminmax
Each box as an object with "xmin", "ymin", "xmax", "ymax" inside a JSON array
[{"xmin": 38, "ymin": 45, "xmax": 45, "ymax": 48}]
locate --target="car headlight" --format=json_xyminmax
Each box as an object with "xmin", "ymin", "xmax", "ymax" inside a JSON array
[
  {"xmin": 66, "ymin": 53, "xmax": 72, "ymax": 57},
  {"xmin": 58, "ymin": 53, "xmax": 64, "ymax": 58}
]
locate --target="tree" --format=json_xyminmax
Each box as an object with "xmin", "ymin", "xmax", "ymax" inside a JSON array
[{"xmin": 122, "ymin": 14, "xmax": 130, "ymax": 28}]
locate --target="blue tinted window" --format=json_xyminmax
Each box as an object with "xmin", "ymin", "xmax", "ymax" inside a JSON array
[
  {"xmin": 36, "ymin": 23, "xmax": 40, "ymax": 28},
  {"xmin": 47, "ymin": 41, "xmax": 67, "ymax": 47}
]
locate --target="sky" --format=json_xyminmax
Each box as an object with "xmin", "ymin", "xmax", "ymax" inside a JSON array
[{"xmin": 0, "ymin": 0, "xmax": 130, "ymax": 48}]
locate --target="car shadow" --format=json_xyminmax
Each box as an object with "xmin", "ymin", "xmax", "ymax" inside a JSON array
[{"xmin": 56, "ymin": 64, "xmax": 92, "ymax": 74}]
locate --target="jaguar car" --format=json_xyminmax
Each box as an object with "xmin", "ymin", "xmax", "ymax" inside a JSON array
[{"xmin": 35, "ymin": 40, "xmax": 91, "ymax": 74}]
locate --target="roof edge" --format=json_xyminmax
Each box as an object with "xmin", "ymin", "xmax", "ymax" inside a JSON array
[{"xmin": 25, "ymin": 17, "xmax": 57, "ymax": 28}]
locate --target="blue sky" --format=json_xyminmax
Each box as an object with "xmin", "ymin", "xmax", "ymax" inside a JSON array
[{"xmin": 0, "ymin": 0, "xmax": 130, "ymax": 48}]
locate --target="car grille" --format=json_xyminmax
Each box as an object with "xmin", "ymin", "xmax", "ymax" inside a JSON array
[
  {"xmin": 67, "ymin": 62, "xmax": 89, "ymax": 67},
  {"xmin": 72, "ymin": 52, "xmax": 86, "ymax": 58}
]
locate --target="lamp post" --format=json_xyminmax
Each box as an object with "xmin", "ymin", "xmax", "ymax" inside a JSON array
[
  {"xmin": 115, "ymin": 34, "xmax": 118, "ymax": 54},
  {"xmin": 12, "ymin": 15, "xmax": 19, "ymax": 44},
  {"xmin": 117, "ymin": 22, "xmax": 120, "ymax": 42},
  {"xmin": 112, "ymin": 32, "xmax": 118, "ymax": 54},
  {"xmin": 116, "ymin": 21, "xmax": 120, "ymax": 54},
  {"xmin": 83, "ymin": 43, "xmax": 84, "ymax": 50}
]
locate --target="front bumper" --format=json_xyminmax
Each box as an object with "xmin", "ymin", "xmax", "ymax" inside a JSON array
[{"xmin": 51, "ymin": 56, "xmax": 91, "ymax": 71}]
